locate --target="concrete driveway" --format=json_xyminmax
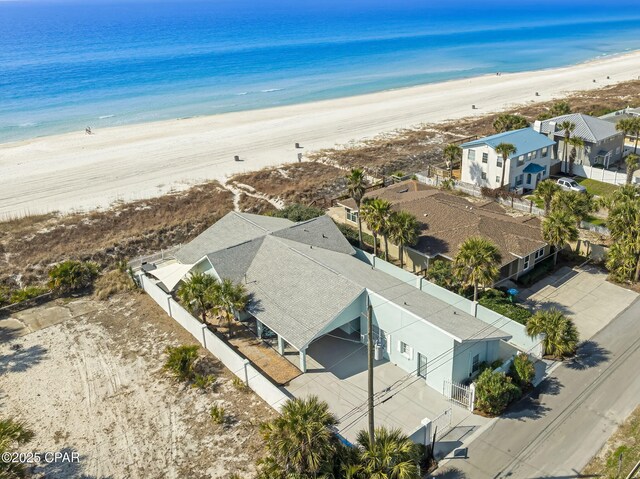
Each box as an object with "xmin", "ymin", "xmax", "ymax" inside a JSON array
[
  {"xmin": 284, "ymin": 333, "xmax": 489, "ymax": 445},
  {"xmin": 522, "ymin": 265, "xmax": 638, "ymax": 340}
]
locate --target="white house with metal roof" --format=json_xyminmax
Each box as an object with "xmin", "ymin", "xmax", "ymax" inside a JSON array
[
  {"xmin": 534, "ymin": 113, "xmax": 625, "ymax": 170},
  {"xmin": 460, "ymin": 127, "xmax": 556, "ymax": 192},
  {"xmin": 146, "ymin": 211, "xmax": 522, "ymax": 397}
]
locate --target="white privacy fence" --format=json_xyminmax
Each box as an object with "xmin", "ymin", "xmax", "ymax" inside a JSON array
[
  {"xmin": 139, "ymin": 274, "xmax": 290, "ymax": 412},
  {"xmin": 572, "ymin": 164, "xmax": 628, "ymax": 186}
]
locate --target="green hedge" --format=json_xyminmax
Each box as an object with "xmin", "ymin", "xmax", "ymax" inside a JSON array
[{"xmin": 479, "ymin": 289, "xmax": 532, "ymax": 325}]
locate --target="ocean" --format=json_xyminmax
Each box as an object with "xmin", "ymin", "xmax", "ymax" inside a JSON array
[{"xmin": 2, "ymin": 0, "xmax": 640, "ymax": 143}]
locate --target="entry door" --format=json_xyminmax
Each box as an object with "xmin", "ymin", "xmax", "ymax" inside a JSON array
[{"xmin": 417, "ymin": 353, "xmax": 428, "ymax": 379}]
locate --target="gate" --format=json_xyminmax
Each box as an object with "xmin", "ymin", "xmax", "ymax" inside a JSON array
[
  {"xmin": 443, "ymin": 380, "xmax": 475, "ymax": 411},
  {"xmin": 430, "ymin": 407, "xmax": 453, "ymax": 440}
]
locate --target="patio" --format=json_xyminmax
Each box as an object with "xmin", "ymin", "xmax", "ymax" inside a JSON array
[{"xmin": 283, "ymin": 331, "xmax": 488, "ymax": 444}]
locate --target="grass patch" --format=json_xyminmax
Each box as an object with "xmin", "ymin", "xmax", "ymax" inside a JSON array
[
  {"xmin": 94, "ymin": 269, "xmax": 137, "ymax": 300},
  {"xmin": 584, "ymin": 215, "xmax": 607, "ymax": 227},
  {"xmin": 583, "ymin": 405, "xmax": 640, "ymax": 478},
  {"xmin": 575, "ymin": 177, "xmax": 620, "ymax": 197},
  {"xmin": 525, "ymin": 195, "xmax": 544, "ymax": 210},
  {"xmin": 478, "ymin": 289, "xmax": 532, "ymax": 325}
]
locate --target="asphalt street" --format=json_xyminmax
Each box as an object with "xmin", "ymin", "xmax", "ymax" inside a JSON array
[{"xmin": 433, "ymin": 297, "xmax": 640, "ymax": 479}]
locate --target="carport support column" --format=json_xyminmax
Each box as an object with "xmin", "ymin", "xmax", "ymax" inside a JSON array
[
  {"xmin": 299, "ymin": 348, "xmax": 307, "ymax": 373},
  {"xmin": 256, "ymin": 320, "xmax": 264, "ymax": 339},
  {"xmin": 277, "ymin": 335, "xmax": 285, "ymax": 356}
]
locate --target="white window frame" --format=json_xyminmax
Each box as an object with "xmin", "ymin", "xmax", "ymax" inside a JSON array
[
  {"xmin": 471, "ymin": 353, "xmax": 480, "ymax": 374},
  {"xmin": 398, "ymin": 341, "xmax": 413, "ymax": 360},
  {"xmin": 495, "ymin": 176, "xmax": 500, "ymax": 183},
  {"xmin": 517, "ymin": 155, "xmax": 525, "ymax": 166},
  {"xmin": 468, "ymin": 149, "xmax": 476, "ymax": 161},
  {"xmin": 523, "ymin": 254, "xmax": 531, "ymax": 270},
  {"xmin": 346, "ymin": 208, "xmax": 358, "ymax": 223},
  {"xmin": 481, "ymin": 171, "xmax": 487, "ymax": 180},
  {"xmin": 482, "ymin": 152, "xmax": 488, "ymax": 164},
  {"xmin": 542, "ymin": 147, "xmax": 548, "ymax": 157}
]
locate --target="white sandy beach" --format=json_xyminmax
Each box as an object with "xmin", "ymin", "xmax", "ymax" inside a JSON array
[{"xmin": 1, "ymin": 52, "xmax": 640, "ymax": 218}]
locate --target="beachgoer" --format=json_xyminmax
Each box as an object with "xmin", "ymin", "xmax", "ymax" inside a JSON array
[{"xmin": 85, "ymin": 126, "xmax": 92, "ymax": 135}]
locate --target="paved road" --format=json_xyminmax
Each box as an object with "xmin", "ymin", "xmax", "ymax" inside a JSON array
[{"xmin": 433, "ymin": 297, "xmax": 640, "ymax": 479}]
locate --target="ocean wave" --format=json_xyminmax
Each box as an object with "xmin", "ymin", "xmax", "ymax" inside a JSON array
[
  {"xmin": 236, "ymin": 91, "xmax": 249, "ymax": 96},
  {"xmin": 98, "ymin": 114, "xmax": 115, "ymax": 119},
  {"xmin": 260, "ymin": 88, "xmax": 283, "ymax": 93},
  {"xmin": 18, "ymin": 122, "xmax": 38, "ymax": 128}
]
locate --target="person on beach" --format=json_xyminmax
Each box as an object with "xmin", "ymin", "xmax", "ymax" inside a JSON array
[{"xmin": 85, "ymin": 126, "xmax": 92, "ymax": 135}]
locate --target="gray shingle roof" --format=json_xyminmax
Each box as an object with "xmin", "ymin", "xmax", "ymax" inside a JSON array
[
  {"xmin": 175, "ymin": 212, "xmax": 292, "ymax": 263},
  {"xmin": 272, "ymin": 215, "xmax": 355, "ymax": 255},
  {"xmin": 538, "ymin": 113, "xmax": 621, "ymax": 143}
]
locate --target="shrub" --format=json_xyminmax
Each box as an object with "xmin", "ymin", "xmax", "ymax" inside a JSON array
[
  {"xmin": 475, "ymin": 369, "xmax": 521, "ymax": 416},
  {"xmin": 193, "ymin": 373, "xmax": 216, "ymax": 390},
  {"xmin": 210, "ymin": 405, "xmax": 226, "ymax": 425},
  {"xmin": 509, "ymin": 353, "xmax": 536, "ymax": 388},
  {"xmin": 478, "ymin": 290, "xmax": 532, "ymax": 325},
  {"xmin": 425, "ymin": 260, "xmax": 461, "ymax": 291},
  {"xmin": 163, "ymin": 345, "xmax": 199, "ymax": 382},
  {"xmin": 440, "ymin": 178, "xmax": 455, "ymax": 191},
  {"xmin": 48, "ymin": 260, "xmax": 100, "ymax": 294},
  {"xmin": 335, "ymin": 222, "xmax": 376, "ymax": 249},
  {"xmin": 526, "ymin": 308, "xmax": 579, "ymax": 358},
  {"xmin": 516, "ymin": 257, "xmax": 554, "ymax": 287},
  {"xmin": 232, "ymin": 376, "xmax": 248, "ymax": 391},
  {"xmin": 94, "ymin": 269, "xmax": 136, "ymax": 300},
  {"xmin": 271, "ymin": 204, "xmax": 324, "ymax": 222},
  {"xmin": 9, "ymin": 285, "xmax": 48, "ymax": 304},
  {"xmin": 0, "ymin": 287, "xmax": 8, "ymax": 306},
  {"xmin": 480, "ymin": 187, "xmax": 506, "ymax": 199}
]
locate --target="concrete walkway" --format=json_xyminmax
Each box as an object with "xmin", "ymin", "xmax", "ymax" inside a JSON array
[{"xmin": 521, "ymin": 264, "xmax": 638, "ymax": 340}]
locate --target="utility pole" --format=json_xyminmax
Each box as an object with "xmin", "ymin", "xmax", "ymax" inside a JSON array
[{"xmin": 367, "ymin": 301, "xmax": 375, "ymax": 446}]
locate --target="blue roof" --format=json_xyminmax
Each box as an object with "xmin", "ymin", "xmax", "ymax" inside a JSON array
[
  {"xmin": 523, "ymin": 163, "xmax": 546, "ymax": 173},
  {"xmin": 461, "ymin": 128, "xmax": 556, "ymax": 158}
]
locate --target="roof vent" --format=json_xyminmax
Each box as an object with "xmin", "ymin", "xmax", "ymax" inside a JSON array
[
  {"xmin": 423, "ymin": 213, "xmax": 428, "ymax": 217},
  {"xmin": 322, "ymin": 234, "xmax": 328, "ymax": 238},
  {"xmin": 398, "ymin": 188, "xmax": 409, "ymax": 193}
]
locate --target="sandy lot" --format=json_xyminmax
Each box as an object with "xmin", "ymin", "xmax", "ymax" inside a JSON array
[
  {"xmin": 1, "ymin": 51, "xmax": 639, "ymax": 218},
  {"xmin": 0, "ymin": 294, "xmax": 274, "ymax": 479}
]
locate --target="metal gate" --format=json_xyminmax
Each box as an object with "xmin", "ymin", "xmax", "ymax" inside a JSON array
[
  {"xmin": 430, "ymin": 407, "xmax": 453, "ymax": 440},
  {"xmin": 443, "ymin": 380, "xmax": 475, "ymax": 411}
]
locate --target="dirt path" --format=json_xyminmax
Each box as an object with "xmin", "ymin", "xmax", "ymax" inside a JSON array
[{"xmin": 0, "ymin": 294, "xmax": 274, "ymax": 478}]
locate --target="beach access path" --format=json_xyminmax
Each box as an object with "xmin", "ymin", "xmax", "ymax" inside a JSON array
[{"xmin": 1, "ymin": 51, "xmax": 640, "ymax": 218}]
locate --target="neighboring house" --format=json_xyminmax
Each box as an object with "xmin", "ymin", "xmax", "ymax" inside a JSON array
[
  {"xmin": 534, "ymin": 113, "xmax": 625, "ymax": 169},
  {"xmin": 336, "ymin": 181, "xmax": 550, "ymax": 281},
  {"xmin": 145, "ymin": 211, "xmax": 516, "ymax": 395},
  {"xmin": 601, "ymin": 107, "xmax": 640, "ymax": 150},
  {"xmin": 460, "ymin": 127, "xmax": 556, "ymax": 192}
]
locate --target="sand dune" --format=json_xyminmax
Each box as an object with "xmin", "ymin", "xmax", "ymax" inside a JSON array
[{"xmin": 1, "ymin": 52, "xmax": 640, "ymax": 218}]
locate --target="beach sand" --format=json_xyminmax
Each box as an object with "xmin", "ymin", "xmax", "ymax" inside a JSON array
[{"xmin": 1, "ymin": 51, "xmax": 639, "ymax": 218}]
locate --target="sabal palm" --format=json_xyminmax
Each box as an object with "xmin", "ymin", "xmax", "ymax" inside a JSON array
[
  {"xmin": 387, "ymin": 211, "xmax": 420, "ymax": 269},
  {"xmin": 565, "ymin": 136, "xmax": 584, "ymax": 175},
  {"xmin": 617, "ymin": 117, "xmax": 640, "ymax": 154},
  {"xmin": 346, "ymin": 168, "xmax": 367, "ymax": 249},
  {"xmin": 551, "ymin": 190, "xmax": 594, "ymax": 228},
  {"xmin": 177, "ymin": 271, "xmax": 217, "ymax": 323},
  {"xmin": 443, "ymin": 144, "xmax": 462, "ymax": 171},
  {"xmin": 259, "ymin": 396, "xmax": 338, "ymax": 478},
  {"xmin": 208, "ymin": 278, "xmax": 249, "ymax": 334},
  {"xmin": 494, "ymin": 143, "xmax": 516, "ymax": 189},
  {"xmin": 526, "ymin": 308, "xmax": 579, "ymax": 358},
  {"xmin": 361, "ymin": 198, "xmax": 392, "ymax": 258},
  {"xmin": 542, "ymin": 210, "xmax": 579, "ymax": 265},
  {"xmin": 607, "ymin": 198, "xmax": 640, "ymax": 282},
  {"xmin": 557, "ymin": 121, "xmax": 575, "ymax": 172},
  {"xmin": 453, "ymin": 236, "xmax": 502, "ymax": 302},
  {"xmin": 356, "ymin": 427, "xmax": 421, "ymax": 479},
  {"xmin": 625, "ymin": 154, "xmax": 639, "ymax": 185},
  {"xmin": 492, "ymin": 114, "xmax": 529, "ymax": 133},
  {"xmin": 534, "ymin": 179, "xmax": 561, "ymax": 216}
]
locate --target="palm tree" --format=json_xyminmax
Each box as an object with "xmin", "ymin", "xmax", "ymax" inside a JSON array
[
  {"xmin": 606, "ymin": 196, "xmax": 640, "ymax": 282},
  {"xmin": 494, "ymin": 143, "xmax": 517, "ymax": 189},
  {"xmin": 492, "ymin": 114, "xmax": 529, "ymax": 133},
  {"xmin": 453, "ymin": 237, "xmax": 502, "ymax": 302},
  {"xmin": 360, "ymin": 197, "xmax": 392, "ymax": 258},
  {"xmin": 356, "ymin": 427, "xmax": 421, "ymax": 479},
  {"xmin": 346, "ymin": 168, "xmax": 367, "ymax": 249},
  {"xmin": 443, "ymin": 143, "xmax": 462, "ymax": 174},
  {"xmin": 565, "ymin": 136, "xmax": 584, "ymax": 175},
  {"xmin": 616, "ymin": 117, "xmax": 640, "ymax": 154},
  {"xmin": 542, "ymin": 210, "xmax": 579, "ymax": 265},
  {"xmin": 258, "ymin": 396, "xmax": 338, "ymax": 478},
  {"xmin": 625, "ymin": 153, "xmax": 639, "ymax": 185},
  {"xmin": 526, "ymin": 308, "xmax": 579, "ymax": 358},
  {"xmin": 207, "ymin": 278, "xmax": 249, "ymax": 335},
  {"xmin": 177, "ymin": 271, "xmax": 218, "ymax": 323},
  {"xmin": 534, "ymin": 179, "xmax": 561, "ymax": 216},
  {"xmin": 557, "ymin": 120, "xmax": 575, "ymax": 173},
  {"xmin": 551, "ymin": 190, "xmax": 595, "ymax": 229},
  {"xmin": 387, "ymin": 211, "xmax": 420, "ymax": 269}
]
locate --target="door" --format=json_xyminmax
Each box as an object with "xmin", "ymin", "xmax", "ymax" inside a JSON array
[{"xmin": 417, "ymin": 353, "xmax": 428, "ymax": 379}]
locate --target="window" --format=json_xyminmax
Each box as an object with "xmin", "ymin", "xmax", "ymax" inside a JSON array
[
  {"xmin": 526, "ymin": 173, "xmax": 532, "ymax": 184},
  {"xmin": 399, "ymin": 341, "xmax": 413, "ymax": 359},
  {"xmin": 542, "ymin": 147, "xmax": 548, "ymax": 157},
  {"xmin": 532, "ymin": 150, "xmax": 538, "ymax": 159},
  {"xmin": 516, "ymin": 174, "xmax": 524, "ymax": 186},
  {"xmin": 534, "ymin": 247, "xmax": 545, "ymax": 260},
  {"xmin": 496, "ymin": 158, "xmax": 503, "ymax": 168},
  {"xmin": 526, "ymin": 153, "xmax": 532, "ymax": 162},
  {"xmin": 495, "ymin": 176, "xmax": 500, "ymax": 183},
  {"xmin": 523, "ymin": 254, "xmax": 531, "ymax": 270},
  {"xmin": 468, "ymin": 149, "xmax": 476, "ymax": 161},
  {"xmin": 346, "ymin": 208, "xmax": 358, "ymax": 223},
  {"xmin": 481, "ymin": 172, "xmax": 487, "ymax": 180},
  {"xmin": 517, "ymin": 155, "xmax": 525, "ymax": 166},
  {"xmin": 471, "ymin": 354, "xmax": 480, "ymax": 374},
  {"xmin": 482, "ymin": 152, "xmax": 488, "ymax": 163}
]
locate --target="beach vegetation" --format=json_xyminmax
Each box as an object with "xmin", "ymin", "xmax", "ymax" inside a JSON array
[
  {"xmin": 478, "ymin": 289, "xmax": 532, "ymax": 325},
  {"xmin": 492, "ymin": 114, "xmax": 529, "ymax": 133},
  {"xmin": 8, "ymin": 285, "xmax": 48, "ymax": 304},
  {"xmin": 177, "ymin": 272, "xmax": 218, "ymax": 323},
  {"xmin": 270, "ymin": 203, "xmax": 324, "ymax": 222},
  {"xmin": 537, "ymin": 101, "xmax": 572, "ymax": 120},
  {"xmin": 346, "ymin": 168, "xmax": 367, "ymax": 249},
  {"xmin": 443, "ymin": 143, "xmax": 462, "ymax": 170},
  {"xmin": 426, "ymin": 259, "xmax": 462, "ymax": 291},
  {"xmin": 625, "ymin": 154, "xmax": 639, "ymax": 185},
  {"xmin": 453, "ymin": 237, "xmax": 502, "ymax": 302},
  {"xmin": 387, "ymin": 210, "xmax": 420, "ymax": 268},
  {"xmin": 94, "ymin": 268, "xmax": 136, "ymax": 300},
  {"xmin": 48, "ymin": 260, "xmax": 100, "ymax": 294},
  {"xmin": 534, "ymin": 179, "xmax": 561, "ymax": 215},
  {"xmin": 616, "ymin": 117, "xmax": 640, "ymax": 154},
  {"xmin": 210, "ymin": 405, "xmax": 226, "ymax": 425},
  {"xmin": 0, "ymin": 417, "xmax": 35, "ymax": 479},
  {"xmin": 474, "ymin": 369, "xmax": 521, "ymax": 416},
  {"xmin": 354, "ymin": 427, "xmax": 421, "ymax": 479},
  {"xmin": 509, "ymin": 353, "xmax": 536, "ymax": 389},
  {"xmin": 205, "ymin": 278, "xmax": 250, "ymax": 336},
  {"xmin": 360, "ymin": 197, "xmax": 392, "ymax": 259},
  {"xmin": 526, "ymin": 308, "xmax": 579, "ymax": 358},
  {"xmin": 542, "ymin": 210, "xmax": 579, "ymax": 265},
  {"xmin": 551, "ymin": 190, "xmax": 595, "ymax": 229},
  {"xmin": 163, "ymin": 345, "xmax": 199, "ymax": 382},
  {"xmin": 605, "ymin": 186, "xmax": 640, "ymax": 283}
]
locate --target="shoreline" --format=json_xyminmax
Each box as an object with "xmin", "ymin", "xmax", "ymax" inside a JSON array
[{"xmin": 2, "ymin": 50, "xmax": 640, "ymax": 219}]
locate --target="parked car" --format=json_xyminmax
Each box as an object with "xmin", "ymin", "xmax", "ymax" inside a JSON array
[{"xmin": 556, "ymin": 177, "xmax": 587, "ymax": 193}]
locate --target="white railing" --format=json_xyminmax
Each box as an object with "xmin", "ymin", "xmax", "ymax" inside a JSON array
[{"xmin": 443, "ymin": 379, "xmax": 475, "ymax": 411}]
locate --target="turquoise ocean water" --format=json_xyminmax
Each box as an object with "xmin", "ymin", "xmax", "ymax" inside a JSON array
[{"xmin": 1, "ymin": 0, "xmax": 640, "ymax": 143}]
